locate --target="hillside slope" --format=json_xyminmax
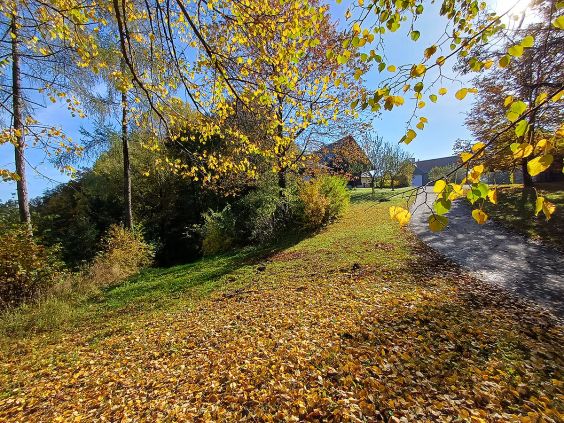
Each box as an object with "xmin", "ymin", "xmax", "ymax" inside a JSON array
[{"xmin": 1, "ymin": 189, "xmax": 562, "ymax": 421}]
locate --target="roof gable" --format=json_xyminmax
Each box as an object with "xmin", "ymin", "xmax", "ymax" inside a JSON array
[{"xmin": 414, "ymin": 156, "xmax": 458, "ymax": 174}]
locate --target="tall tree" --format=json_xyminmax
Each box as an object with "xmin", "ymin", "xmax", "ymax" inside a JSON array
[
  {"xmin": 360, "ymin": 133, "xmax": 387, "ymax": 193},
  {"xmin": 0, "ymin": 0, "xmax": 100, "ymax": 229}
]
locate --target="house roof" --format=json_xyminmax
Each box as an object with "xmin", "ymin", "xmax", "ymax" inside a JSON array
[
  {"xmin": 414, "ymin": 156, "xmax": 458, "ymax": 175},
  {"xmin": 316, "ymin": 135, "xmax": 370, "ymax": 166}
]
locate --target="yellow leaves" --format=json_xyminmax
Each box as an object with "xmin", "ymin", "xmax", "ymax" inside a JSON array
[
  {"xmin": 436, "ymin": 56, "xmax": 446, "ymax": 66},
  {"xmin": 467, "ymin": 164, "xmax": 484, "ymax": 183},
  {"xmin": 403, "ymin": 129, "xmax": 417, "ymax": 144},
  {"xmin": 389, "ymin": 206, "xmax": 411, "ymax": 226},
  {"xmin": 434, "ymin": 180, "xmax": 447, "ymax": 193},
  {"xmin": 471, "ymin": 142, "xmax": 485, "ymax": 158},
  {"xmin": 471, "ymin": 209, "xmax": 488, "ymax": 225},
  {"xmin": 521, "ymin": 35, "xmax": 534, "ymax": 48},
  {"xmin": 428, "ymin": 214, "xmax": 448, "ymax": 232},
  {"xmin": 384, "ymin": 95, "xmax": 404, "ymax": 110},
  {"xmin": 534, "ymin": 138, "xmax": 550, "ymax": 155},
  {"xmin": 438, "ymin": 87, "xmax": 447, "ymax": 95},
  {"xmin": 410, "ymin": 64, "xmax": 426, "ymax": 77},
  {"xmin": 460, "ymin": 152, "xmax": 473, "ymax": 164},
  {"xmin": 504, "ymin": 96, "xmax": 513, "ymax": 107},
  {"xmin": 510, "ymin": 143, "xmax": 533, "ymax": 159},
  {"xmin": 535, "ymin": 197, "xmax": 556, "ymax": 220},
  {"xmin": 527, "ymin": 154, "xmax": 553, "ymax": 176},
  {"xmin": 552, "ymin": 15, "xmax": 564, "ymax": 29},
  {"xmin": 535, "ymin": 92, "xmax": 548, "ymax": 105},
  {"xmin": 448, "ymin": 183, "xmax": 464, "ymax": 201},
  {"xmin": 455, "ymin": 88, "xmax": 468, "ymax": 100},
  {"xmin": 506, "ymin": 101, "xmax": 527, "ymax": 122},
  {"xmin": 387, "ymin": 65, "xmax": 396, "ymax": 72},
  {"xmin": 487, "ymin": 189, "xmax": 497, "ymax": 204},
  {"xmin": 424, "ymin": 45, "xmax": 437, "ymax": 59},
  {"xmin": 354, "ymin": 69, "xmax": 363, "ymax": 80}
]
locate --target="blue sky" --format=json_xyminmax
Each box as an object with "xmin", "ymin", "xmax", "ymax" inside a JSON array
[{"xmin": 0, "ymin": 0, "xmax": 516, "ymax": 201}]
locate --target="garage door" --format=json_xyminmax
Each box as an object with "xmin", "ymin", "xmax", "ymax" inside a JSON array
[{"xmin": 411, "ymin": 174, "xmax": 423, "ymax": 187}]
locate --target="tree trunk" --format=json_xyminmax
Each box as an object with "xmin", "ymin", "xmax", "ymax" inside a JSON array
[
  {"xmin": 121, "ymin": 89, "xmax": 133, "ymax": 229},
  {"xmin": 390, "ymin": 177, "xmax": 395, "ymax": 191},
  {"xmin": 522, "ymin": 157, "xmax": 533, "ymax": 188},
  {"xmin": 11, "ymin": 13, "xmax": 31, "ymax": 232},
  {"xmin": 278, "ymin": 169, "xmax": 286, "ymax": 191}
]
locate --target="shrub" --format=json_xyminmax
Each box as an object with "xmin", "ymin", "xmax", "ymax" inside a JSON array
[
  {"xmin": 298, "ymin": 181, "xmax": 331, "ymax": 229},
  {"xmin": 319, "ymin": 175, "xmax": 350, "ymax": 218},
  {"xmin": 231, "ymin": 178, "xmax": 294, "ymax": 243},
  {"xmin": 0, "ymin": 226, "xmax": 64, "ymax": 308},
  {"xmin": 297, "ymin": 175, "xmax": 349, "ymax": 229},
  {"xmin": 201, "ymin": 206, "xmax": 236, "ymax": 255},
  {"xmin": 87, "ymin": 225, "xmax": 154, "ymax": 287}
]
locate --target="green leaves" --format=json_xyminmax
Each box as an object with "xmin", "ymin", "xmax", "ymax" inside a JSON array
[
  {"xmin": 507, "ymin": 44, "xmax": 523, "ymax": 57},
  {"xmin": 467, "ymin": 183, "xmax": 488, "ymax": 204},
  {"xmin": 521, "ymin": 35, "xmax": 534, "ymax": 47},
  {"xmin": 410, "ymin": 30, "xmax": 420, "ymax": 41},
  {"xmin": 433, "ymin": 198, "xmax": 451, "ymax": 216},
  {"xmin": 514, "ymin": 120, "xmax": 529, "ymax": 137},
  {"xmin": 499, "ymin": 55, "xmax": 510, "ymax": 68},
  {"xmin": 428, "ymin": 214, "xmax": 448, "ymax": 232},
  {"xmin": 506, "ymin": 101, "xmax": 527, "ymax": 122}
]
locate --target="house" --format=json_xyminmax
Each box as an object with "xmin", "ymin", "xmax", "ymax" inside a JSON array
[
  {"xmin": 411, "ymin": 156, "xmax": 458, "ymax": 186},
  {"xmin": 314, "ymin": 135, "xmax": 370, "ymax": 184},
  {"xmin": 360, "ymin": 170, "xmax": 375, "ymax": 187}
]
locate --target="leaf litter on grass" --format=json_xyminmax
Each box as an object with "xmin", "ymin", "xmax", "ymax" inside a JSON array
[{"xmin": 0, "ymin": 190, "xmax": 562, "ymax": 422}]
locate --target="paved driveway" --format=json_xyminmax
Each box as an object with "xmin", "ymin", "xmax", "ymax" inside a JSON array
[{"xmin": 410, "ymin": 187, "xmax": 564, "ymax": 318}]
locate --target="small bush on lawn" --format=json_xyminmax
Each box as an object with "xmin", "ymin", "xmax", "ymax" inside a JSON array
[
  {"xmin": 0, "ymin": 226, "xmax": 64, "ymax": 309},
  {"xmin": 297, "ymin": 175, "xmax": 349, "ymax": 229},
  {"xmin": 201, "ymin": 205, "xmax": 236, "ymax": 255},
  {"xmin": 87, "ymin": 225, "xmax": 154, "ymax": 287}
]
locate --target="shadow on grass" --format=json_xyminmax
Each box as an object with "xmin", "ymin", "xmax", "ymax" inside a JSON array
[
  {"xmin": 92, "ymin": 229, "xmax": 312, "ymax": 312},
  {"xmin": 350, "ymin": 188, "xmax": 410, "ymax": 204}
]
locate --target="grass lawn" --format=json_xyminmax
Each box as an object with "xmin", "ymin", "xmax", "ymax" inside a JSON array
[
  {"xmin": 484, "ymin": 182, "xmax": 564, "ymax": 251},
  {"xmin": 0, "ymin": 188, "xmax": 562, "ymax": 421}
]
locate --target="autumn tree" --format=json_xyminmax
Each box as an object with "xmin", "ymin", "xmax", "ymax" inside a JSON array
[
  {"xmin": 460, "ymin": 0, "xmax": 564, "ymax": 188},
  {"xmin": 0, "ymin": 0, "xmax": 100, "ymax": 230}
]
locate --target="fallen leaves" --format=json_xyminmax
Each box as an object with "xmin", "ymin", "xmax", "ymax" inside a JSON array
[{"xmin": 0, "ymin": 198, "xmax": 562, "ymax": 422}]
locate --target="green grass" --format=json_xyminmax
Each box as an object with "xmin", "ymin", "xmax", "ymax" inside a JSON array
[
  {"xmin": 484, "ymin": 182, "xmax": 564, "ymax": 251},
  {"xmin": 2, "ymin": 192, "xmax": 378, "ymax": 338}
]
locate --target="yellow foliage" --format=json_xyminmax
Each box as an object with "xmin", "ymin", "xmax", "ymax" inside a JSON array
[
  {"xmin": 471, "ymin": 209, "xmax": 488, "ymax": 225},
  {"xmin": 527, "ymin": 154, "xmax": 553, "ymax": 176},
  {"xmin": 389, "ymin": 206, "xmax": 411, "ymax": 226}
]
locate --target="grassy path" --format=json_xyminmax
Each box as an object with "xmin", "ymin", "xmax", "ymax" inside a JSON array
[{"xmin": 1, "ymin": 189, "xmax": 562, "ymax": 421}]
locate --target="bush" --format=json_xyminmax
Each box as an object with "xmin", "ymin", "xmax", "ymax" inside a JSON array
[
  {"xmin": 231, "ymin": 178, "xmax": 294, "ymax": 243},
  {"xmin": 0, "ymin": 226, "xmax": 64, "ymax": 308},
  {"xmin": 87, "ymin": 225, "xmax": 154, "ymax": 287},
  {"xmin": 201, "ymin": 206, "xmax": 236, "ymax": 255},
  {"xmin": 297, "ymin": 176, "xmax": 349, "ymax": 229}
]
